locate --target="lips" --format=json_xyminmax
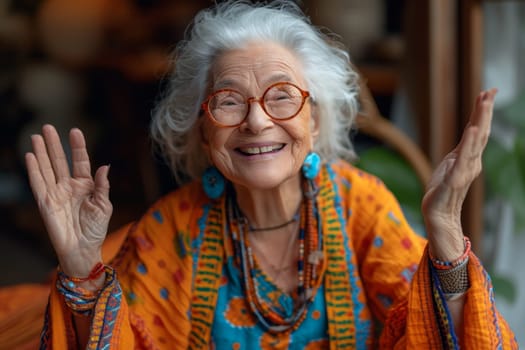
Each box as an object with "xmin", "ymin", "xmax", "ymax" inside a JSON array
[{"xmin": 236, "ymin": 144, "xmax": 285, "ymax": 155}]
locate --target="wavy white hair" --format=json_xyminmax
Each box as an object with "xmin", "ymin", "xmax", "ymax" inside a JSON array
[{"xmin": 150, "ymin": 0, "xmax": 359, "ymax": 183}]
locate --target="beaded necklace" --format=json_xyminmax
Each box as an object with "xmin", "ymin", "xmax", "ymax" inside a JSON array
[{"xmin": 227, "ymin": 178, "xmax": 325, "ymax": 334}]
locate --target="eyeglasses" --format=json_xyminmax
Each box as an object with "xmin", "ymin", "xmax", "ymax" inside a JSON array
[{"xmin": 201, "ymin": 81, "xmax": 310, "ymax": 127}]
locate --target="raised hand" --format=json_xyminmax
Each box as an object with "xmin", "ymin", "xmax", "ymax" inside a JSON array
[
  {"xmin": 25, "ymin": 125, "xmax": 112, "ymax": 279},
  {"xmin": 422, "ymin": 89, "xmax": 497, "ymax": 260}
]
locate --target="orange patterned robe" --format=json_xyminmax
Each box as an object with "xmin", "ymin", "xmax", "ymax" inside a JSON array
[{"xmin": 41, "ymin": 160, "xmax": 518, "ymax": 349}]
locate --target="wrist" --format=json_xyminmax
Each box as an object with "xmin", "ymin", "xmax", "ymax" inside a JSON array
[
  {"xmin": 58, "ymin": 260, "xmax": 106, "ymax": 292},
  {"xmin": 428, "ymin": 236, "xmax": 465, "ymax": 262},
  {"xmin": 74, "ymin": 271, "xmax": 106, "ymax": 292},
  {"xmin": 425, "ymin": 220, "xmax": 465, "ymax": 261},
  {"xmin": 56, "ymin": 265, "xmax": 115, "ymax": 316},
  {"xmin": 58, "ymin": 249, "xmax": 103, "ymax": 278},
  {"xmin": 429, "ymin": 236, "xmax": 471, "ymax": 269}
]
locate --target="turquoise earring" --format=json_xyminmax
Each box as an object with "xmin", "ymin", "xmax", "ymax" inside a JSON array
[
  {"xmin": 202, "ymin": 167, "xmax": 225, "ymax": 199},
  {"xmin": 302, "ymin": 152, "xmax": 321, "ymax": 179}
]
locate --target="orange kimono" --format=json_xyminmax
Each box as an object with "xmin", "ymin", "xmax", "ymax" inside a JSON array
[{"xmin": 41, "ymin": 161, "xmax": 517, "ymax": 349}]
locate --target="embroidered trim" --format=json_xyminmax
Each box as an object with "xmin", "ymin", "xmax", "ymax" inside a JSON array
[
  {"xmin": 325, "ymin": 163, "xmax": 371, "ymax": 349},
  {"xmin": 86, "ymin": 267, "xmax": 122, "ymax": 350},
  {"xmin": 189, "ymin": 199, "xmax": 225, "ymax": 349},
  {"xmin": 319, "ymin": 164, "xmax": 358, "ymax": 349},
  {"xmin": 430, "ymin": 258, "xmax": 459, "ymax": 350}
]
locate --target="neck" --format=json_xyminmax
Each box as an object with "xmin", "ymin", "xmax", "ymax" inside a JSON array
[{"xmin": 233, "ymin": 174, "xmax": 303, "ymax": 240}]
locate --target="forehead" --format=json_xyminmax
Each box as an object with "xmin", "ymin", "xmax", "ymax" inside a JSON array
[{"xmin": 210, "ymin": 41, "xmax": 306, "ymax": 90}]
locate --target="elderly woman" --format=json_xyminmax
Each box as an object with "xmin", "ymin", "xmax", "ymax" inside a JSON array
[{"xmin": 26, "ymin": 1, "xmax": 516, "ymax": 349}]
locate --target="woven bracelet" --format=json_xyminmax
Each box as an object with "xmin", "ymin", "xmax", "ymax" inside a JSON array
[
  {"xmin": 435, "ymin": 257, "xmax": 470, "ymax": 295},
  {"xmin": 56, "ymin": 265, "xmax": 114, "ymax": 317}
]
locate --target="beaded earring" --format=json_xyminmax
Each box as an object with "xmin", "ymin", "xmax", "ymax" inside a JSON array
[
  {"xmin": 302, "ymin": 151, "xmax": 321, "ymax": 179},
  {"xmin": 202, "ymin": 166, "xmax": 225, "ymax": 199}
]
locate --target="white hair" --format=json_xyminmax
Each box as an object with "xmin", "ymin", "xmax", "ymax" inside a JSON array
[{"xmin": 150, "ymin": 0, "xmax": 359, "ymax": 183}]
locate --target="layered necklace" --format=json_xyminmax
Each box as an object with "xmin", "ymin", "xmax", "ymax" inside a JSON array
[{"xmin": 227, "ymin": 179, "xmax": 325, "ymax": 334}]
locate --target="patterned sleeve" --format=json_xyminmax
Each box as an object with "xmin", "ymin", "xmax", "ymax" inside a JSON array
[
  {"xmin": 40, "ymin": 188, "xmax": 200, "ymax": 349},
  {"xmin": 337, "ymin": 164, "xmax": 518, "ymax": 349}
]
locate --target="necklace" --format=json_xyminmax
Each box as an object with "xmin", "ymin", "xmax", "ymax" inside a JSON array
[
  {"xmin": 228, "ymin": 178, "xmax": 325, "ymax": 333},
  {"xmin": 247, "ymin": 212, "xmax": 300, "ymax": 232}
]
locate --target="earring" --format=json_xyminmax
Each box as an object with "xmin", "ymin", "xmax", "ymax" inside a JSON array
[
  {"xmin": 202, "ymin": 167, "xmax": 225, "ymax": 199},
  {"xmin": 302, "ymin": 152, "xmax": 321, "ymax": 179}
]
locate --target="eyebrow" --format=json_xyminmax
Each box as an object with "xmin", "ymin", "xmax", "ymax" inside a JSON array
[
  {"xmin": 213, "ymin": 79, "xmax": 237, "ymax": 90},
  {"xmin": 264, "ymin": 73, "xmax": 293, "ymax": 85}
]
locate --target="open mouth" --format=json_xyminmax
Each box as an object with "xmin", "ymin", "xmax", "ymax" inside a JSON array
[{"xmin": 236, "ymin": 144, "xmax": 285, "ymax": 155}]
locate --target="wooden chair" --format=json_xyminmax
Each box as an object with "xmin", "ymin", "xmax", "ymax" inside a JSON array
[{"xmin": 355, "ymin": 78, "xmax": 433, "ymax": 187}]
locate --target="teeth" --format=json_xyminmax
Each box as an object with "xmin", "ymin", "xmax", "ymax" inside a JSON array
[{"xmin": 241, "ymin": 144, "xmax": 283, "ymax": 154}]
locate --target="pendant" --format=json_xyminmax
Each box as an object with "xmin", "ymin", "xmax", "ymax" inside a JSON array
[{"xmin": 307, "ymin": 250, "xmax": 324, "ymax": 266}]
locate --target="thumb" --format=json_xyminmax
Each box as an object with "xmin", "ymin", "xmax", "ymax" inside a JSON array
[{"xmin": 93, "ymin": 164, "xmax": 111, "ymax": 201}]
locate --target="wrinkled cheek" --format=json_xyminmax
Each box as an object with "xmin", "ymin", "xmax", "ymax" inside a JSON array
[
  {"xmin": 290, "ymin": 138, "xmax": 309, "ymax": 167},
  {"xmin": 210, "ymin": 148, "xmax": 228, "ymax": 165},
  {"xmin": 209, "ymin": 148, "xmax": 233, "ymax": 176}
]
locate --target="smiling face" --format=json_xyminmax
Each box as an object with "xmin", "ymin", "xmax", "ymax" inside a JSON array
[{"xmin": 200, "ymin": 41, "xmax": 319, "ymax": 191}]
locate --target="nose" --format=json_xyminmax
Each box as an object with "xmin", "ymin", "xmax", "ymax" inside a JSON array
[{"xmin": 239, "ymin": 98, "xmax": 274, "ymax": 134}]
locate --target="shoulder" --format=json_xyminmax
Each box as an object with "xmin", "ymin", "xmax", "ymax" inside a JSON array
[
  {"xmin": 324, "ymin": 159, "xmax": 388, "ymax": 196},
  {"xmin": 322, "ymin": 159, "xmax": 400, "ymax": 224},
  {"xmin": 112, "ymin": 180, "xmax": 209, "ymax": 263},
  {"xmin": 147, "ymin": 181, "xmax": 208, "ymax": 219},
  {"xmin": 126, "ymin": 180, "xmax": 209, "ymax": 241}
]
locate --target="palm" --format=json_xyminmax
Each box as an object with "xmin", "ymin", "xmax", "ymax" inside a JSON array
[
  {"xmin": 26, "ymin": 125, "xmax": 112, "ymax": 276},
  {"xmin": 421, "ymin": 89, "xmax": 496, "ymax": 259},
  {"xmin": 422, "ymin": 151, "xmax": 470, "ymax": 223},
  {"xmin": 41, "ymin": 178, "xmax": 107, "ymax": 249}
]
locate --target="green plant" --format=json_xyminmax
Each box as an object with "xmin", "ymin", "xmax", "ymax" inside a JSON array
[
  {"xmin": 484, "ymin": 89, "xmax": 525, "ymax": 231},
  {"xmin": 481, "ymin": 89, "xmax": 525, "ymax": 304}
]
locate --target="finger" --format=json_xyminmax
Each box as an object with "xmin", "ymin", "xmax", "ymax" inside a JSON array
[
  {"xmin": 25, "ymin": 152, "xmax": 47, "ymax": 201},
  {"xmin": 468, "ymin": 88, "xmax": 497, "ymax": 148},
  {"xmin": 42, "ymin": 124, "xmax": 71, "ymax": 181},
  {"xmin": 476, "ymin": 88, "xmax": 497, "ymax": 148},
  {"xmin": 31, "ymin": 133, "xmax": 57, "ymax": 186},
  {"xmin": 453, "ymin": 89, "xmax": 496, "ymax": 158},
  {"xmin": 69, "ymin": 128, "xmax": 92, "ymax": 178},
  {"xmin": 93, "ymin": 165, "xmax": 111, "ymax": 202}
]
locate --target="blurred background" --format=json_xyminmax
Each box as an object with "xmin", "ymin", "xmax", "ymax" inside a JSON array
[{"xmin": 0, "ymin": 0, "xmax": 523, "ymax": 345}]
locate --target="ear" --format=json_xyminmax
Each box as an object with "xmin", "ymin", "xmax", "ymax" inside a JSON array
[
  {"xmin": 199, "ymin": 118, "xmax": 210, "ymax": 151},
  {"xmin": 310, "ymin": 104, "xmax": 320, "ymax": 143}
]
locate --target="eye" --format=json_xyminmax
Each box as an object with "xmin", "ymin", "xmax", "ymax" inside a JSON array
[
  {"xmin": 218, "ymin": 97, "xmax": 241, "ymax": 107},
  {"xmin": 266, "ymin": 89, "xmax": 293, "ymax": 102},
  {"xmin": 276, "ymin": 92, "xmax": 293, "ymax": 101},
  {"xmin": 211, "ymin": 91, "xmax": 244, "ymax": 109}
]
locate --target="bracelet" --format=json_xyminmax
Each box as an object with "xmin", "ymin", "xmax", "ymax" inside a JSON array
[
  {"xmin": 435, "ymin": 257, "xmax": 470, "ymax": 295},
  {"xmin": 66, "ymin": 262, "xmax": 106, "ymax": 283},
  {"xmin": 56, "ymin": 264, "xmax": 114, "ymax": 317},
  {"xmin": 429, "ymin": 236, "xmax": 471, "ymax": 270}
]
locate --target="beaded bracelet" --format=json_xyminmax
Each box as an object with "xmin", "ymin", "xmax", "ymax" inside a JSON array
[
  {"xmin": 56, "ymin": 265, "xmax": 114, "ymax": 317},
  {"xmin": 429, "ymin": 236, "xmax": 471, "ymax": 270},
  {"xmin": 67, "ymin": 262, "xmax": 105, "ymax": 283}
]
